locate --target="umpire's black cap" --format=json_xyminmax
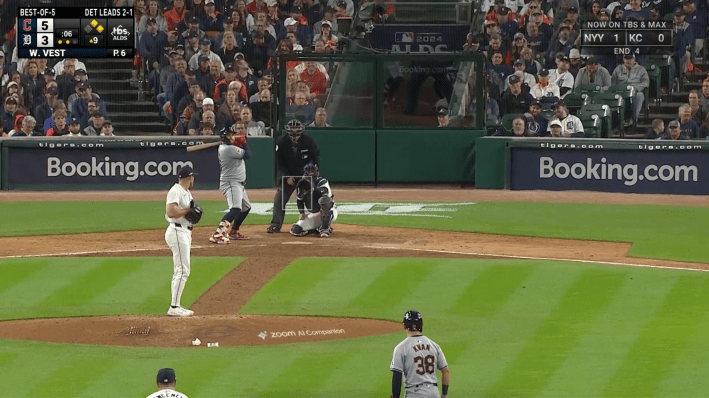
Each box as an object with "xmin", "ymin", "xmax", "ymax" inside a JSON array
[
  {"xmin": 157, "ymin": 368, "xmax": 176, "ymax": 384},
  {"xmin": 178, "ymin": 166, "xmax": 197, "ymax": 178}
]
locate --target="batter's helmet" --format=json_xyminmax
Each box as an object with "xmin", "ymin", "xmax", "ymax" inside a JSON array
[
  {"xmin": 303, "ymin": 163, "xmax": 319, "ymax": 177},
  {"xmin": 286, "ymin": 119, "xmax": 304, "ymax": 143},
  {"xmin": 219, "ymin": 127, "xmax": 233, "ymax": 143},
  {"xmin": 403, "ymin": 310, "xmax": 423, "ymax": 332}
]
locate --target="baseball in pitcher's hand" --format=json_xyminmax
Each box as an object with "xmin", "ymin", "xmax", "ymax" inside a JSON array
[{"xmin": 287, "ymin": 177, "xmax": 296, "ymax": 186}]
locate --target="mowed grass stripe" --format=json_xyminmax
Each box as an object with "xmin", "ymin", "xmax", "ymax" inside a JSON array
[
  {"xmin": 0, "ymin": 259, "xmax": 104, "ymax": 320},
  {"xmin": 92, "ymin": 258, "xmax": 178, "ymax": 310},
  {"xmin": 443, "ymin": 262, "xmax": 582, "ymax": 394},
  {"xmin": 240, "ymin": 258, "xmax": 340, "ymax": 315},
  {"xmin": 0, "ymin": 260, "xmax": 49, "ymax": 294},
  {"xmin": 601, "ymin": 275, "xmax": 709, "ymax": 398},
  {"xmin": 33, "ymin": 258, "xmax": 142, "ymax": 314},
  {"xmin": 259, "ymin": 349, "xmax": 354, "ymax": 397},
  {"xmin": 348, "ymin": 260, "xmax": 437, "ymax": 313},
  {"xmin": 656, "ymin": 315, "xmax": 709, "ymax": 397},
  {"xmin": 538, "ymin": 269, "xmax": 677, "ymax": 398},
  {"xmin": 448, "ymin": 263, "xmax": 535, "ymax": 317},
  {"xmin": 486, "ymin": 268, "xmax": 626, "ymax": 397},
  {"xmin": 27, "ymin": 356, "xmax": 119, "ymax": 397}
]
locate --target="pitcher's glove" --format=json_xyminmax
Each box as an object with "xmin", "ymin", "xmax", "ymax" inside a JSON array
[{"xmin": 185, "ymin": 200, "xmax": 203, "ymax": 224}]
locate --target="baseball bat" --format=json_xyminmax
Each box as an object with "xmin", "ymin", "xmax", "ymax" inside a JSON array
[{"xmin": 186, "ymin": 141, "xmax": 220, "ymax": 152}]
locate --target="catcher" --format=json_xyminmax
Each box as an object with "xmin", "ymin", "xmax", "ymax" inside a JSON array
[
  {"xmin": 289, "ymin": 163, "xmax": 337, "ymax": 238},
  {"xmin": 164, "ymin": 166, "xmax": 202, "ymax": 317},
  {"xmin": 210, "ymin": 122, "xmax": 252, "ymax": 244}
]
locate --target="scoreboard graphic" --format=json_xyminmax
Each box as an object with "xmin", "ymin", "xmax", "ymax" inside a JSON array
[
  {"xmin": 580, "ymin": 21, "xmax": 672, "ymax": 56},
  {"xmin": 18, "ymin": 7, "xmax": 135, "ymax": 58}
]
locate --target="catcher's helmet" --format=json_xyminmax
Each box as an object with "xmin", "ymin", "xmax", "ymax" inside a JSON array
[
  {"xmin": 403, "ymin": 310, "xmax": 423, "ymax": 332},
  {"xmin": 303, "ymin": 162, "xmax": 319, "ymax": 177},
  {"xmin": 286, "ymin": 119, "xmax": 304, "ymax": 143}
]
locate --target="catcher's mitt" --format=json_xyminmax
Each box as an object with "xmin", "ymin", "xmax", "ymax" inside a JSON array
[
  {"xmin": 185, "ymin": 201, "xmax": 203, "ymax": 224},
  {"xmin": 295, "ymin": 177, "xmax": 311, "ymax": 200}
]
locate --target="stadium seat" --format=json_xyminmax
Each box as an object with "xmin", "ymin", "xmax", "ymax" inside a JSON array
[
  {"xmin": 578, "ymin": 113, "xmax": 601, "ymax": 138},
  {"xmin": 607, "ymin": 84, "xmax": 637, "ymax": 126},
  {"xmin": 574, "ymin": 84, "xmax": 602, "ymax": 96},
  {"xmin": 578, "ymin": 104, "xmax": 612, "ymax": 137},
  {"xmin": 646, "ymin": 55, "xmax": 672, "ymax": 105},
  {"xmin": 590, "ymin": 92, "xmax": 624, "ymax": 131},
  {"xmin": 563, "ymin": 91, "xmax": 589, "ymax": 114}
]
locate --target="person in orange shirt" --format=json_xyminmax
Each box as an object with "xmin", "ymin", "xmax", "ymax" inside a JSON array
[
  {"xmin": 165, "ymin": 0, "xmax": 188, "ymax": 30},
  {"xmin": 299, "ymin": 61, "xmax": 327, "ymax": 96}
]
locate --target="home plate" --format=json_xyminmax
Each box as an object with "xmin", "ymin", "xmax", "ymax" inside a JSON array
[{"xmin": 282, "ymin": 241, "xmax": 313, "ymax": 245}]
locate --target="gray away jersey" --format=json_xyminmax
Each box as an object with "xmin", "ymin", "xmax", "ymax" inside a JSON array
[
  {"xmin": 219, "ymin": 144, "xmax": 247, "ymax": 183},
  {"xmin": 391, "ymin": 335, "xmax": 448, "ymax": 387}
]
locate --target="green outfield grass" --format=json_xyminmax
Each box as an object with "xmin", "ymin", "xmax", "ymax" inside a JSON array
[
  {"xmin": 2, "ymin": 257, "xmax": 709, "ymax": 397},
  {"xmin": 0, "ymin": 201, "xmax": 707, "ymax": 263}
]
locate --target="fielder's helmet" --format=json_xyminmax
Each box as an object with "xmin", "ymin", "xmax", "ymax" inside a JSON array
[
  {"xmin": 303, "ymin": 162, "xmax": 319, "ymax": 177},
  {"xmin": 403, "ymin": 310, "xmax": 423, "ymax": 332},
  {"xmin": 286, "ymin": 119, "xmax": 304, "ymax": 143}
]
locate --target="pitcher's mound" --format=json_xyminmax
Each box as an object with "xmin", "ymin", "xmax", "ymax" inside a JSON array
[{"xmin": 0, "ymin": 314, "xmax": 402, "ymax": 347}]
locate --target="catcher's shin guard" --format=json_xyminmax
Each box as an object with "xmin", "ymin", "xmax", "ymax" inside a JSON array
[{"xmin": 318, "ymin": 196, "xmax": 334, "ymax": 230}]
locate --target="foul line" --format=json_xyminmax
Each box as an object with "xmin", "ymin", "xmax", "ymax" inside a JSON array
[
  {"xmin": 0, "ymin": 245, "xmax": 212, "ymax": 259},
  {"xmin": 363, "ymin": 245, "xmax": 709, "ymax": 273}
]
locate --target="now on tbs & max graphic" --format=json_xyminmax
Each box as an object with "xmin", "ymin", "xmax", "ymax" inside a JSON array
[{"xmin": 509, "ymin": 148, "xmax": 708, "ymax": 195}]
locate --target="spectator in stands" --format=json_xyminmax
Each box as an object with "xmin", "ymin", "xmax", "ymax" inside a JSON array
[
  {"xmin": 548, "ymin": 119, "xmax": 564, "ymax": 136},
  {"xmin": 663, "ymin": 119, "xmax": 689, "ymax": 140},
  {"xmin": 688, "ymin": 90, "xmax": 707, "ymax": 124},
  {"xmin": 139, "ymin": 17, "xmax": 168, "ymax": 88},
  {"xmin": 644, "ymin": 118, "xmax": 665, "ymax": 139},
  {"xmin": 568, "ymin": 49, "xmax": 583, "ymax": 78},
  {"xmin": 247, "ymin": 0, "xmax": 268, "ymax": 16},
  {"xmin": 529, "ymin": 11, "xmax": 553, "ymax": 40},
  {"xmin": 303, "ymin": 0, "xmax": 324, "ymax": 28},
  {"xmin": 253, "ymin": 18, "xmax": 278, "ymax": 49},
  {"xmin": 511, "ymin": 116, "xmax": 530, "ymax": 136},
  {"xmin": 65, "ymin": 117, "xmax": 82, "ymax": 137},
  {"xmin": 585, "ymin": 0, "xmax": 602, "ymax": 21},
  {"xmin": 217, "ymin": 89, "xmax": 238, "ymax": 125},
  {"xmin": 548, "ymin": 100, "xmax": 584, "ymax": 136},
  {"xmin": 521, "ymin": 47, "xmax": 541, "ymax": 76},
  {"xmin": 200, "ymin": 122, "xmax": 214, "ymax": 135},
  {"xmin": 235, "ymin": 0, "xmax": 256, "ymax": 32},
  {"xmin": 42, "ymin": 68, "xmax": 56, "ymax": 86},
  {"xmin": 622, "ymin": 0, "xmax": 651, "ymax": 21},
  {"xmin": 138, "ymin": 0, "xmax": 168, "ymax": 35},
  {"xmin": 174, "ymin": 114, "xmax": 190, "ymax": 135},
  {"xmin": 700, "ymin": 79, "xmax": 709, "ymax": 108},
  {"xmin": 22, "ymin": 60, "xmax": 43, "ymax": 111},
  {"xmin": 290, "ymin": 4, "xmax": 309, "ymax": 27},
  {"xmin": 524, "ymin": 22, "xmax": 547, "ymax": 58},
  {"xmin": 548, "ymin": 54, "xmax": 575, "ymax": 98},
  {"xmin": 486, "ymin": 35, "xmax": 510, "ymax": 66},
  {"xmin": 330, "ymin": 0, "xmax": 353, "ymax": 17},
  {"xmin": 184, "ymin": 31, "xmax": 201, "ymax": 62},
  {"xmin": 188, "ymin": 96, "xmax": 214, "ymax": 134},
  {"xmin": 488, "ymin": 51, "xmax": 514, "ymax": 83},
  {"xmin": 10, "ymin": 115, "xmax": 36, "ymax": 137},
  {"xmin": 235, "ymin": 59, "xmax": 261, "ymax": 96},
  {"xmin": 242, "ymin": 106, "xmax": 268, "ymax": 134},
  {"xmin": 215, "ymin": 63, "xmax": 245, "ymax": 103},
  {"xmin": 500, "ymin": 75, "xmax": 534, "ymax": 116},
  {"xmin": 205, "ymin": 59, "xmax": 224, "ymax": 100},
  {"xmin": 525, "ymin": 99, "xmax": 549, "ymax": 136},
  {"xmin": 268, "ymin": 0, "xmax": 285, "ymax": 29},
  {"xmin": 677, "ymin": 103, "xmax": 699, "ymax": 138},
  {"xmin": 189, "ymin": 37, "xmax": 224, "ymax": 71},
  {"xmin": 53, "ymin": 58, "xmax": 87, "ymax": 77},
  {"xmin": 46, "ymin": 110, "xmax": 68, "ymax": 136},
  {"xmin": 83, "ymin": 112, "xmax": 105, "ymax": 136},
  {"xmin": 574, "ymin": 56, "xmax": 611, "ymax": 92},
  {"xmin": 530, "ymin": 68, "xmax": 560, "ymax": 105},
  {"xmin": 299, "ymin": 61, "xmax": 327, "ymax": 96},
  {"xmin": 134, "ymin": 0, "xmax": 147, "ymax": 23},
  {"xmin": 201, "ymin": 0, "xmax": 224, "ymax": 32},
  {"xmin": 200, "ymin": 110, "xmax": 219, "ymax": 131},
  {"xmin": 435, "ymin": 107, "xmax": 450, "ymax": 127},
  {"xmin": 230, "ymin": 11, "xmax": 252, "ymax": 42},
  {"xmin": 673, "ymin": 8, "xmax": 693, "ymax": 83},
  {"xmin": 34, "ymin": 84, "xmax": 59, "ymax": 135},
  {"xmin": 309, "ymin": 107, "xmax": 331, "ymax": 128},
  {"xmin": 163, "ymin": 58, "xmax": 188, "ymax": 123},
  {"xmin": 72, "ymin": 82, "xmax": 107, "ymax": 130},
  {"xmin": 280, "ymin": 17, "xmax": 311, "ymax": 47},
  {"xmin": 611, "ymin": 5, "xmax": 624, "ymax": 21},
  {"xmin": 286, "ymin": 31, "xmax": 304, "ymax": 52},
  {"xmin": 564, "ymin": 7, "xmax": 581, "ymax": 31},
  {"xmin": 286, "ymin": 91, "xmax": 316, "ymax": 124},
  {"xmin": 56, "ymin": 58, "xmax": 76, "ymax": 103},
  {"xmin": 493, "ymin": 4, "xmax": 518, "ymax": 45},
  {"xmin": 100, "ymin": 119, "xmax": 115, "ymax": 136},
  {"xmin": 243, "ymin": 31, "xmax": 271, "ymax": 75},
  {"xmin": 191, "ymin": 0, "xmax": 206, "ymax": 17},
  {"xmin": 165, "ymin": 0, "xmax": 188, "ymax": 30},
  {"xmin": 506, "ymin": 59, "xmax": 536, "ymax": 90},
  {"xmin": 249, "ymin": 77, "xmax": 271, "ymax": 103},
  {"xmin": 251, "ymin": 88, "xmax": 272, "ymax": 126},
  {"xmin": 517, "ymin": 0, "xmax": 543, "ymax": 27},
  {"xmin": 1, "ymin": 96, "xmax": 18, "ymax": 133},
  {"xmin": 611, "ymin": 54, "xmax": 649, "ymax": 123},
  {"xmin": 545, "ymin": 25, "xmax": 573, "ymax": 68},
  {"xmin": 682, "ymin": 0, "xmax": 706, "ymax": 55},
  {"xmin": 181, "ymin": 16, "xmax": 206, "ymax": 43},
  {"xmin": 8, "ymin": 114, "xmax": 25, "ymax": 137},
  {"xmin": 313, "ymin": 20, "xmax": 337, "ymax": 49},
  {"xmin": 214, "ymin": 18, "xmax": 240, "ymax": 52},
  {"xmin": 194, "ymin": 54, "xmax": 212, "ymax": 91},
  {"xmin": 510, "ymin": 33, "xmax": 528, "ymax": 63}
]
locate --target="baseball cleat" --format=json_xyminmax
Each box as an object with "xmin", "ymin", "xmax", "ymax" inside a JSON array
[
  {"xmin": 266, "ymin": 225, "xmax": 280, "ymax": 233},
  {"xmin": 228, "ymin": 229, "xmax": 250, "ymax": 240},
  {"xmin": 209, "ymin": 232, "xmax": 230, "ymax": 244},
  {"xmin": 167, "ymin": 307, "xmax": 193, "ymax": 317},
  {"xmin": 180, "ymin": 307, "xmax": 194, "ymax": 316},
  {"xmin": 318, "ymin": 226, "xmax": 332, "ymax": 238}
]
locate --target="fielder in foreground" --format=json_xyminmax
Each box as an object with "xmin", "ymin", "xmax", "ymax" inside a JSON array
[
  {"xmin": 146, "ymin": 368, "xmax": 189, "ymax": 398},
  {"xmin": 210, "ymin": 122, "xmax": 252, "ymax": 244},
  {"xmin": 290, "ymin": 163, "xmax": 337, "ymax": 238},
  {"xmin": 164, "ymin": 166, "xmax": 203, "ymax": 317},
  {"xmin": 391, "ymin": 310, "xmax": 450, "ymax": 398}
]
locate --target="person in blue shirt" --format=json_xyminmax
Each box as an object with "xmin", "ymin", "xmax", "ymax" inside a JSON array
[{"xmin": 622, "ymin": 0, "xmax": 652, "ymax": 21}]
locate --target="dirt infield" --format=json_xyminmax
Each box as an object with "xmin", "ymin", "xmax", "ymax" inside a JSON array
[{"xmin": 0, "ymin": 189, "xmax": 706, "ymax": 348}]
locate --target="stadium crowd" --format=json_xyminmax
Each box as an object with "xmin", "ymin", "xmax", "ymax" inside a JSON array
[{"xmin": 468, "ymin": 0, "xmax": 709, "ymax": 139}]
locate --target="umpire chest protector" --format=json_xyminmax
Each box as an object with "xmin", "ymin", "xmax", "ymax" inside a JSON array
[{"xmin": 276, "ymin": 133, "xmax": 318, "ymax": 176}]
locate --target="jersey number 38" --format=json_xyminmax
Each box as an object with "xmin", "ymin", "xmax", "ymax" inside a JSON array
[{"xmin": 414, "ymin": 355, "xmax": 436, "ymax": 375}]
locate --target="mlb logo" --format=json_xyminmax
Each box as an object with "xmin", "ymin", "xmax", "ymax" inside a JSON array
[
  {"xmin": 20, "ymin": 18, "xmax": 35, "ymax": 33},
  {"xmin": 395, "ymin": 32, "xmax": 414, "ymax": 43}
]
